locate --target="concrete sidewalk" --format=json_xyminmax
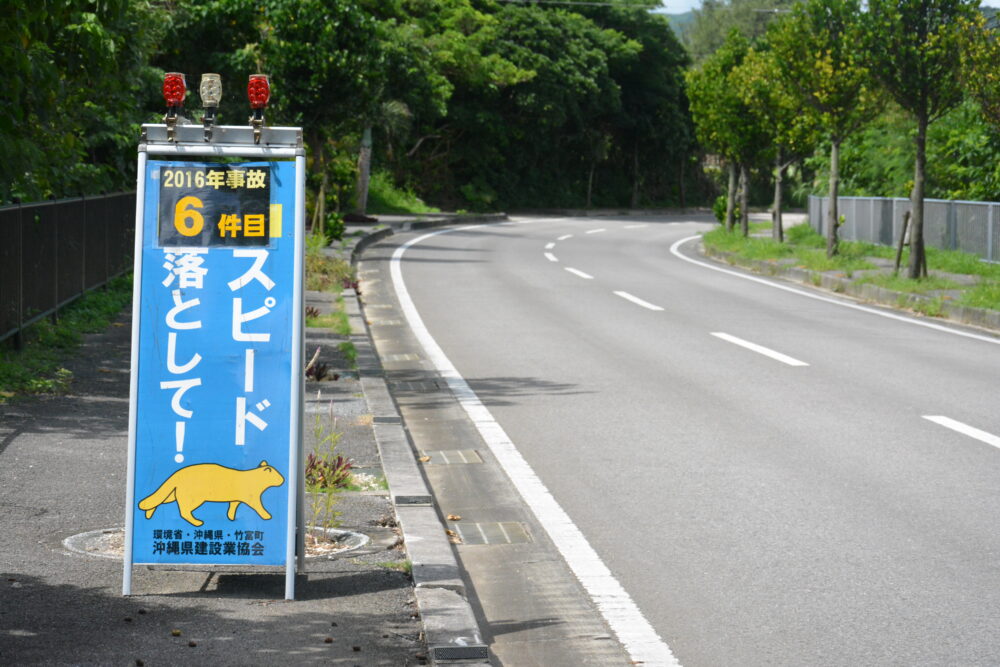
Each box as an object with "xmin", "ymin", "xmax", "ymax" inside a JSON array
[{"xmin": 0, "ymin": 251, "xmax": 426, "ymax": 665}]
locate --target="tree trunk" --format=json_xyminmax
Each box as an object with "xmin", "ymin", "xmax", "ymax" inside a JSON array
[
  {"xmin": 354, "ymin": 125, "xmax": 373, "ymax": 216},
  {"xmin": 631, "ymin": 141, "xmax": 640, "ymax": 209},
  {"xmin": 826, "ymin": 139, "xmax": 840, "ymax": 258},
  {"xmin": 773, "ymin": 148, "xmax": 783, "ymax": 243},
  {"xmin": 308, "ymin": 130, "xmax": 328, "ymax": 236},
  {"xmin": 679, "ymin": 158, "xmax": 686, "ymax": 211},
  {"xmin": 587, "ymin": 161, "xmax": 595, "ymax": 209},
  {"xmin": 725, "ymin": 162, "xmax": 737, "ymax": 232},
  {"xmin": 908, "ymin": 114, "xmax": 928, "ymax": 279},
  {"xmin": 739, "ymin": 163, "xmax": 750, "ymax": 238}
]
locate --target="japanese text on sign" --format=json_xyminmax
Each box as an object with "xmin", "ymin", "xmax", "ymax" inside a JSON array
[{"xmin": 158, "ymin": 166, "xmax": 272, "ymax": 247}]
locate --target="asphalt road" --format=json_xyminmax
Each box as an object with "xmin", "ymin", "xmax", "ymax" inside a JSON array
[{"xmin": 390, "ymin": 215, "xmax": 1000, "ymax": 666}]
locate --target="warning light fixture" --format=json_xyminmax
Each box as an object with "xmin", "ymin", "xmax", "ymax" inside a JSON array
[
  {"xmin": 162, "ymin": 72, "xmax": 186, "ymax": 142},
  {"xmin": 247, "ymin": 74, "xmax": 270, "ymax": 144},
  {"xmin": 199, "ymin": 73, "xmax": 222, "ymax": 142},
  {"xmin": 248, "ymin": 74, "xmax": 270, "ymax": 109}
]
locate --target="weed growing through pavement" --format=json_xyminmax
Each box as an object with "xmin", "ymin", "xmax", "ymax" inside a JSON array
[
  {"xmin": 376, "ymin": 560, "xmax": 413, "ymax": 576},
  {"xmin": 306, "ymin": 402, "xmax": 349, "ymax": 541},
  {"xmin": 338, "ymin": 341, "xmax": 358, "ymax": 367}
]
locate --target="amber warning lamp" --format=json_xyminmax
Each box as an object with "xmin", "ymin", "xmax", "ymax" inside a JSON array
[
  {"xmin": 247, "ymin": 74, "xmax": 270, "ymax": 144},
  {"xmin": 162, "ymin": 72, "xmax": 187, "ymax": 142}
]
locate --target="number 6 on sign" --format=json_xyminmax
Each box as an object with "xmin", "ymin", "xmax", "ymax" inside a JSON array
[{"xmin": 174, "ymin": 196, "xmax": 204, "ymax": 236}]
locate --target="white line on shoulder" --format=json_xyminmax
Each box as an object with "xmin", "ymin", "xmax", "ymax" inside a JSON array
[{"xmin": 391, "ymin": 224, "xmax": 680, "ymax": 667}]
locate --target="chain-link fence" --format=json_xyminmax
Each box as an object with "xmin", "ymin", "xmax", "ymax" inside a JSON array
[
  {"xmin": 808, "ymin": 194, "xmax": 1000, "ymax": 263},
  {"xmin": 0, "ymin": 193, "xmax": 135, "ymax": 347}
]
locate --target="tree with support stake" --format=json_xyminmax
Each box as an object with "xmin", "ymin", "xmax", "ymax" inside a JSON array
[{"xmin": 863, "ymin": 0, "xmax": 979, "ymax": 279}]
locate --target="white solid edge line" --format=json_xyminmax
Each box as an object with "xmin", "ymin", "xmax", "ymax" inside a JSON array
[
  {"xmin": 614, "ymin": 290, "xmax": 665, "ymax": 311},
  {"xmin": 923, "ymin": 415, "xmax": 1000, "ymax": 450},
  {"xmin": 586, "ymin": 228, "xmax": 607, "ymax": 234},
  {"xmin": 391, "ymin": 224, "xmax": 680, "ymax": 667},
  {"xmin": 565, "ymin": 267, "xmax": 594, "ymax": 280},
  {"xmin": 544, "ymin": 252, "xmax": 559, "ymax": 262},
  {"xmin": 711, "ymin": 332, "xmax": 809, "ymax": 367},
  {"xmin": 670, "ymin": 235, "xmax": 1000, "ymax": 347}
]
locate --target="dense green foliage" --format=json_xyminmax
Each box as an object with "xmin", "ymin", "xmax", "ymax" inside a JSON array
[
  {"xmin": 1, "ymin": 1, "xmax": 165, "ymax": 202},
  {"xmin": 685, "ymin": 0, "xmax": 1000, "ymax": 272},
  {"xmin": 683, "ymin": 0, "xmax": 795, "ymax": 63},
  {"xmin": 2, "ymin": 0, "xmax": 697, "ymax": 212}
]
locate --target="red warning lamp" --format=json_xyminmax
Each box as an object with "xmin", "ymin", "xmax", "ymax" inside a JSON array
[
  {"xmin": 162, "ymin": 72, "xmax": 187, "ymax": 141},
  {"xmin": 247, "ymin": 74, "xmax": 270, "ymax": 109},
  {"xmin": 247, "ymin": 74, "xmax": 270, "ymax": 144},
  {"xmin": 163, "ymin": 73, "xmax": 187, "ymax": 107}
]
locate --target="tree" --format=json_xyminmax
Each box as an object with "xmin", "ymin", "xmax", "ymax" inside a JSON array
[
  {"xmin": 686, "ymin": 29, "xmax": 769, "ymax": 235},
  {"xmin": 160, "ymin": 0, "xmax": 383, "ymax": 232},
  {"xmin": 439, "ymin": 5, "xmax": 640, "ymax": 209},
  {"xmin": 768, "ymin": 0, "xmax": 876, "ymax": 257},
  {"xmin": 864, "ymin": 0, "xmax": 979, "ymax": 278},
  {"xmin": 684, "ymin": 0, "xmax": 796, "ymax": 63},
  {"xmin": 961, "ymin": 10, "xmax": 1000, "ymax": 128},
  {"xmin": 0, "ymin": 0, "xmax": 165, "ymax": 202},
  {"xmin": 734, "ymin": 42, "xmax": 819, "ymax": 241},
  {"xmin": 580, "ymin": 6, "xmax": 693, "ymax": 208}
]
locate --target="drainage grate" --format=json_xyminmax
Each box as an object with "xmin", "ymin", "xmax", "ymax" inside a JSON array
[
  {"xmin": 430, "ymin": 645, "xmax": 490, "ymax": 662},
  {"xmin": 390, "ymin": 380, "xmax": 444, "ymax": 392},
  {"xmin": 420, "ymin": 449, "xmax": 483, "ymax": 465},
  {"xmin": 382, "ymin": 353, "xmax": 421, "ymax": 363},
  {"xmin": 449, "ymin": 522, "xmax": 531, "ymax": 545},
  {"xmin": 395, "ymin": 495, "xmax": 433, "ymax": 506}
]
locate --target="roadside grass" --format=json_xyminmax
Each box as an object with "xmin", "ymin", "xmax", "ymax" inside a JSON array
[
  {"xmin": 0, "ymin": 274, "xmax": 133, "ymax": 402},
  {"xmin": 852, "ymin": 273, "xmax": 964, "ymax": 294},
  {"xmin": 305, "ymin": 232, "xmax": 358, "ymax": 369},
  {"xmin": 703, "ymin": 222, "xmax": 1000, "ymax": 312},
  {"xmin": 306, "ymin": 231, "xmax": 355, "ymax": 293},
  {"xmin": 366, "ymin": 170, "xmax": 439, "ymax": 215},
  {"xmin": 306, "ymin": 308, "xmax": 351, "ymax": 335}
]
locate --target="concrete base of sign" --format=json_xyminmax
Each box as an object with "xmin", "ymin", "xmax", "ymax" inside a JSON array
[{"xmin": 65, "ymin": 526, "xmax": 372, "ymax": 562}]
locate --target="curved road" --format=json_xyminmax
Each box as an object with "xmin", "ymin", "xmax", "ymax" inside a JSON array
[{"xmin": 389, "ymin": 215, "xmax": 1000, "ymax": 666}]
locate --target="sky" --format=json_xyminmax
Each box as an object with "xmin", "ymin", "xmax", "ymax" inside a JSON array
[{"xmin": 655, "ymin": 0, "xmax": 1000, "ymax": 13}]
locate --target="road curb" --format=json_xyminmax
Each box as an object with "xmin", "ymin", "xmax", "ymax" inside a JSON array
[
  {"xmin": 347, "ymin": 214, "xmax": 504, "ymax": 664},
  {"xmin": 702, "ymin": 244, "xmax": 1000, "ymax": 334},
  {"xmin": 351, "ymin": 214, "xmax": 508, "ymax": 266}
]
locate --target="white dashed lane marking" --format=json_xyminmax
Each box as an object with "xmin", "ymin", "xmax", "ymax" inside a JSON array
[
  {"xmin": 614, "ymin": 291, "xmax": 664, "ymax": 311},
  {"xmin": 924, "ymin": 416, "xmax": 1000, "ymax": 451},
  {"xmin": 710, "ymin": 332, "xmax": 809, "ymax": 367},
  {"xmin": 565, "ymin": 268, "xmax": 594, "ymax": 280}
]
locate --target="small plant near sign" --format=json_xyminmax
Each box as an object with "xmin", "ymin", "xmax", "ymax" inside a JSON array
[
  {"xmin": 306, "ymin": 403, "xmax": 349, "ymax": 541},
  {"xmin": 305, "ymin": 451, "xmax": 352, "ymax": 490}
]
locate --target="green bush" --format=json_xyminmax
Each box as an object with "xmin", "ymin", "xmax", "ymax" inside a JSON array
[
  {"xmin": 367, "ymin": 170, "xmax": 439, "ymax": 215},
  {"xmin": 712, "ymin": 195, "xmax": 739, "ymax": 224}
]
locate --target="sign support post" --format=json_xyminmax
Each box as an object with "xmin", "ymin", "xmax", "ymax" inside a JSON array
[{"xmin": 123, "ymin": 123, "xmax": 305, "ymax": 600}]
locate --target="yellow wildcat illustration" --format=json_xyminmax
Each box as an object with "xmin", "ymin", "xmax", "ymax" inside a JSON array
[{"xmin": 138, "ymin": 460, "xmax": 284, "ymax": 527}]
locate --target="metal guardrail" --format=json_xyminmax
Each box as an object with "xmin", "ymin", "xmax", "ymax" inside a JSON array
[
  {"xmin": 808, "ymin": 194, "xmax": 1000, "ymax": 263},
  {"xmin": 0, "ymin": 192, "xmax": 135, "ymax": 347}
]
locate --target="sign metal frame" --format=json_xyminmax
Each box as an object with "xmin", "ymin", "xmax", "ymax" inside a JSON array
[{"xmin": 123, "ymin": 124, "xmax": 305, "ymax": 600}]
